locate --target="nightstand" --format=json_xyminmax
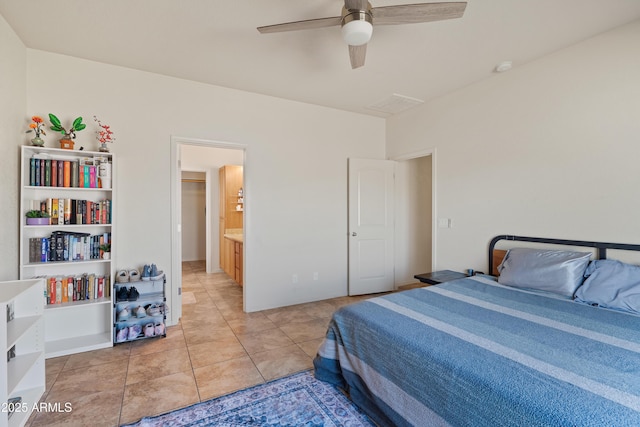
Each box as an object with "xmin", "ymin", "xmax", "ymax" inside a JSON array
[{"xmin": 414, "ymin": 270, "xmax": 469, "ymax": 285}]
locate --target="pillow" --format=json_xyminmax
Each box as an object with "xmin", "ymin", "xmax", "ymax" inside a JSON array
[
  {"xmin": 574, "ymin": 259, "xmax": 640, "ymax": 314},
  {"xmin": 497, "ymin": 248, "xmax": 591, "ymax": 297}
]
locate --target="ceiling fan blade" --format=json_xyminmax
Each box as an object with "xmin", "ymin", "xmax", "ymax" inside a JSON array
[
  {"xmin": 257, "ymin": 16, "xmax": 342, "ymax": 34},
  {"xmin": 349, "ymin": 44, "xmax": 367, "ymax": 69},
  {"xmin": 372, "ymin": 2, "xmax": 467, "ymax": 25},
  {"xmin": 345, "ymin": 0, "xmax": 370, "ymax": 11}
]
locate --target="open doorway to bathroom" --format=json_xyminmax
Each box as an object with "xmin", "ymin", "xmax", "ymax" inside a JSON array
[{"xmin": 170, "ymin": 137, "xmax": 245, "ymax": 324}]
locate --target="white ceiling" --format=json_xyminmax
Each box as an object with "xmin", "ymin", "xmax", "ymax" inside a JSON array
[{"xmin": 3, "ymin": 0, "xmax": 640, "ymax": 117}]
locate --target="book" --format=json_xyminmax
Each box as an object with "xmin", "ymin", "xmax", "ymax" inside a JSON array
[
  {"xmin": 51, "ymin": 199, "xmax": 59, "ymax": 224},
  {"xmin": 34, "ymin": 159, "xmax": 40, "ymax": 186},
  {"xmin": 51, "ymin": 160, "xmax": 57, "ymax": 187},
  {"xmin": 90, "ymin": 165, "xmax": 97, "ymax": 188},
  {"xmin": 64, "ymin": 198, "xmax": 71, "ymax": 224},
  {"xmin": 57, "ymin": 159, "xmax": 64, "ymax": 187},
  {"xmin": 30, "ymin": 158, "xmax": 36, "ymax": 186},
  {"xmin": 39, "ymin": 159, "xmax": 45, "ymax": 187},
  {"xmin": 48, "ymin": 277, "xmax": 56, "ymax": 304},
  {"xmin": 63, "ymin": 161, "xmax": 71, "ymax": 187},
  {"xmin": 44, "ymin": 159, "xmax": 51, "ymax": 186},
  {"xmin": 55, "ymin": 277, "xmax": 62, "ymax": 304}
]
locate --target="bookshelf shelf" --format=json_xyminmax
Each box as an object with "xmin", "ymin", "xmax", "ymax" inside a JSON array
[
  {"xmin": 19, "ymin": 146, "xmax": 115, "ymax": 358},
  {"xmin": 0, "ymin": 279, "xmax": 45, "ymax": 427}
]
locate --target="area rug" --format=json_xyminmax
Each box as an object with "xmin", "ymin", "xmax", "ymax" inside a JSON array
[{"xmin": 122, "ymin": 370, "xmax": 374, "ymax": 426}]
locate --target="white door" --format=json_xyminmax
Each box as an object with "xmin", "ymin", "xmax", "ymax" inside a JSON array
[{"xmin": 348, "ymin": 158, "xmax": 395, "ymax": 295}]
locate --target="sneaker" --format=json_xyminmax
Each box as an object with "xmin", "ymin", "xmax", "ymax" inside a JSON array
[
  {"xmin": 141, "ymin": 264, "xmax": 151, "ymax": 281},
  {"xmin": 128, "ymin": 286, "xmax": 139, "ymax": 301},
  {"xmin": 154, "ymin": 323, "xmax": 165, "ymax": 336},
  {"xmin": 149, "ymin": 264, "xmax": 164, "ymax": 281},
  {"xmin": 116, "ymin": 286, "xmax": 129, "ymax": 302},
  {"xmin": 117, "ymin": 307, "xmax": 130, "ymax": 322},
  {"xmin": 135, "ymin": 306, "xmax": 146, "ymax": 318},
  {"xmin": 146, "ymin": 303, "xmax": 162, "ymax": 317},
  {"xmin": 117, "ymin": 270, "xmax": 129, "ymax": 283},
  {"xmin": 128, "ymin": 324, "xmax": 142, "ymax": 340},
  {"xmin": 129, "ymin": 269, "xmax": 141, "ymax": 282},
  {"xmin": 116, "ymin": 327, "xmax": 128, "ymax": 343},
  {"xmin": 144, "ymin": 323, "xmax": 155, "ymax": 338}
]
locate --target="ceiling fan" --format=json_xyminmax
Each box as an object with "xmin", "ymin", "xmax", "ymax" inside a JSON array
[{"xmin": 257, "ymin": 1, "xmax": 467, "ymax": 69}]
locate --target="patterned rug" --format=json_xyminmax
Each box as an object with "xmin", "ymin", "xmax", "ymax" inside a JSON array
[{"xmin": 122, "ymin": 370, "xmax": 374, "ymax": 426}]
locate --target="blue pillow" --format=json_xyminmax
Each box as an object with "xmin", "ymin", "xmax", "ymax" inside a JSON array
[
  {"xmin": 574, "ymin": 259, "xmax": 640, "ymax": 314},
  {"xmin": 498, "ymin": 248, "xmax": 591, "ymax": 297}
]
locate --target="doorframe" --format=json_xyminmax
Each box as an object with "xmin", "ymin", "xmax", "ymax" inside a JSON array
[
  {"xmin": 170, "ymin": 136, "xmax": 247, "ymax": 324},
  {"xmin": 389, "ymin": 147, "xmax": 437, "ymax": 272}
]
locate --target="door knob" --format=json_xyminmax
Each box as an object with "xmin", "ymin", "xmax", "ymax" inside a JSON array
[{"xmin": 352, "ymin": 232, "xmax": 357, "ymax": 236}]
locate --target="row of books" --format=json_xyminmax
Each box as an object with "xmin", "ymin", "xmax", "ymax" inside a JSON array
[
  {"xmin": 43, "ymin": 274, "xmax": 111, "ymax": 305},
  {"xmin": 29, "ymin": 198, "xmax": 112, "ymax": 225},
  {"xmin": 29, "ymin": 157, "xmax": 108, "ymax": 188},
  {"xmin": 28, "ymin": 231, "xmax": 111, "ymax": 263}
]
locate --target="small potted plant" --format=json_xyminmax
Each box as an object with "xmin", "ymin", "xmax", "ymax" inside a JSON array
[
  {"xmin": 94, "ymin": 116, "xmax": 115, "ymax": 152},
  {"xmin": 48, "ymin": 114, "xmax": 87, "ymax": 150},
  {"xmin": 99, "ymin": 243, "xmax": 111, "ymax": 260},
  {"xmin": 25, "ymin": 116, "xmax": 46, "ymax": 146},
  {"xmin": 25, "ymin": 210, "xmax": 50, "ymax": 225}
]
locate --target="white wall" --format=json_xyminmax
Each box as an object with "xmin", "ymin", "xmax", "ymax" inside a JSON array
[
  {"xmin": 181, "ymin": 172, "xmax": 206, "ymax": 262},
  {"xmin": 387, "ymin": 19, "xmax": 640, "ymax": 273},
  {"xmin": 0, "ymin": 15, "xmax": 26, "ymax": 280},
  {"xmin": 394, "ymin": 155, "xmax": 432, "ymax": 285},
  {"xmin": 24, "ymin": 50, "xmax": 386, "ymax": 313}
]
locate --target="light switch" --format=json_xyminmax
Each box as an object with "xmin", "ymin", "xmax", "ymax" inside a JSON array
[{"xmin": 438, "ymin": 218, "xmax": 452, "ymax": 228}]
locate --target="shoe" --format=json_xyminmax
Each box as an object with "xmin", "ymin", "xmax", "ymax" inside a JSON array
[
  {"xmin": 117, "ymin": 307, "xmax": 130, "ymax": 322},
  {"xmin": 144, "ymin": 323, "xmax": 155, "ymax": 338},
  {"xmin": 129, "ymin": 269, "xmax": 141, "ymax": 282},
  {"xmin": 116, "ymin": 327, "xmax": 128, "ymax": 343},
  {"xmin": 116, "ymin": 286, "xmax": 129, "ymax": 302},
  {"xmin": 149, "ymin": 264, "xmax": 164, "ymax": 281},
  {"xmin": 146, "ymin": 303, "xmax": 162, "ymax": 317},
  {"xmin": 154, "ymin": 323, "xmax": 165, "ymax": 336},
  {"xmin": 135, "ymin": 306, "xmax": 146, "ymax": 318},
  {"xmin": 117, "ymin": 270, "xmax": 129, "ymax": 283},
  {"xmin": 128, "ymin": 324, "xmax": 142, "ymax": 340},
  {"xmin": 141, "ymin": 264, "xmax": 151, "ymax": 281},
  {"xmin": 128, "ymin": 286, "xmax": 139, "ymax": 301}
]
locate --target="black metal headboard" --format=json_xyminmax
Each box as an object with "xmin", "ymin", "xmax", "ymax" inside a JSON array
[{"xmin": 488, "ymin": 235, "xmax": 640, "ymax": 274}]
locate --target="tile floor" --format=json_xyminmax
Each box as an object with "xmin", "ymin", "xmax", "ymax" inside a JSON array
[{"xmin": 26, "ymin": 261, "xmax": 383, "ymax": 426}]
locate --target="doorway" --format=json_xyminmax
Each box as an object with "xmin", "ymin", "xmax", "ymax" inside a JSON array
[{"xmin": 170, "ymin": 137, "xmax": 246, "ymax": 325}]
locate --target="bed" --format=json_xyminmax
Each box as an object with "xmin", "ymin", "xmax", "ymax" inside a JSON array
[{"xmin": 314, "ymin": 235, "xmax": 640, "ymax": 426}]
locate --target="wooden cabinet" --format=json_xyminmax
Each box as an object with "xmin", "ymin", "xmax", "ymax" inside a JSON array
[
  {"xmin": 219, "ymin": 165, "xmax": 243, "ymax": 272},
  {"xmin": 234, "ymin": 241, "xmax": 243, "ymax": 286},
  {"xmin": 0, "ymin": 279, "xmax": 45, "ymax": 427}
]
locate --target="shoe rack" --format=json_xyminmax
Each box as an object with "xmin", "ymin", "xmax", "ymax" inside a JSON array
[
  {"xmin": 19, "ymin": 146, "xmax": 115, "ymax": 358},
  {"xmin": 113, "ymin": 275, "xmax": 166, "ymax": 343}
]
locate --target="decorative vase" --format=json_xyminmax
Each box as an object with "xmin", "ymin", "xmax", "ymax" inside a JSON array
[
  {"xmin": 26, "ymin": 217, "xmax": 50, "ymax": 226},
  {"xmin": 30, "ymin": 136, "xmax": 45, "ymax": 147},
  {"xmin": 59, "ymin": 135, "xmax": 74, "ymax": 150},
  {"xmin": 103, "ymin": 252, "xmax": 111, "ymax": 260},
  {"xmin": 99, "ymin": 143, "xmax": 109, "ymax": 153}
]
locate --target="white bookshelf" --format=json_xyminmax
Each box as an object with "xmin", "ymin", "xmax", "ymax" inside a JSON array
[
  {"xmin": 0, "ymin": 279, "xmax": 45, "ymax": 427},
  {"xmin": 19, "ymin": 146, "xmax": 115, "ymax": 358}
]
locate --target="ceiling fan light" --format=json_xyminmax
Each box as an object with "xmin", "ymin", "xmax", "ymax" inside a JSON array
[{"xmin": 341, "ymin": 19, "xmax": 372, "ymax": 46}]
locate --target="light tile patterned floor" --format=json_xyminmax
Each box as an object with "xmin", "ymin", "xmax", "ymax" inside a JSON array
[{"xmin": 27, "ymin": 261, "xmax": 380, "ymax": 426}]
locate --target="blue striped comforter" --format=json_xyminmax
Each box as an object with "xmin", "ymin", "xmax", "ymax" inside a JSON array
[{"xmin": 313, "ymin": 277, "xmax": 640, "ymax": 426}]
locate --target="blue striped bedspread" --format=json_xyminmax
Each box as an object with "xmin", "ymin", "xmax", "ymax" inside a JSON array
[{"xmin": 313, "ymin": 276, "xmax": 640, "ymax": 426}]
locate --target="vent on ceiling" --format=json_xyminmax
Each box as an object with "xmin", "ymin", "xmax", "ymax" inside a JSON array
[{"xmin": 366, "ymin": 93, "xmax": 425, "ymax": 115}]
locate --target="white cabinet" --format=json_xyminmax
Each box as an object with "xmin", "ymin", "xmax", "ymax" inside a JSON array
[
  {"xmin": 19, "ymin": 146, "xmax": 115, "ymax": 358},
  {"xmin": 0, "ymin": 279, "xmax": 45, "ymax": 427}
]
